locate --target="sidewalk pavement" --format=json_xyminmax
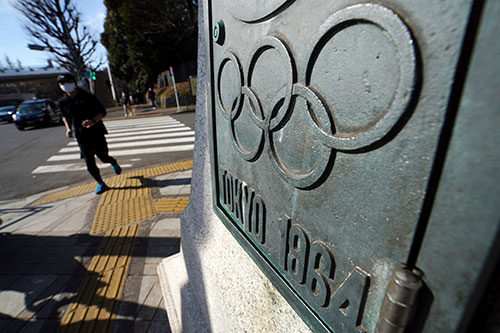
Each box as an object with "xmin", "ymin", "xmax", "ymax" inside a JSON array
[{"xmin": 0, "ymin": 160, "xmax": 193, "ymax": 332}]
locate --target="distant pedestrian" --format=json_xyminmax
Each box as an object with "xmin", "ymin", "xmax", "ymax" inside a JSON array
[
  {"xmin": 58, "ymin": 73, "xmax": 122, "ymax": 194},
  {"xmin": 121, "ymin": 90, "xmax": 134, "ymax": 117},
  {"xmin": 148, "ymin": 88, "xmax": 156, "ymax": 109}
]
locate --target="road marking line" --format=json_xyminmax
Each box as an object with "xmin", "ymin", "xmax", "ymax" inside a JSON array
[
  {"xmin": 106, "ymin": 115, "xmax": 175, "ymax": 125},
  {"xmin": 106, "ymin": 125, "xmax": 191, "ymax": 139},
  {"xmin": 32, "ymin": 163, "xmax": 133, "ymax": 174},
  {"xmin": 65, "ymin": 127, "xmax": 193, "ymax": 145},
  {"xmin": 104, "ymin": 130, "xmax": 195, "ymax": 143},
  {"xmin": 106, "ymin": 115, "xmax": 174, "ymax": 121},
  {"xmin": 106, "ymin": 125, "xmax": 190, "ymax": 138},
  {"xmin": 104, "ymin": 122, "xmax": 183, "ymax": 134},
  {"xmin": 105, "ymin": 124, "xmax": 188, "ymax": 137},
  {"xmin": 105, "ymin": 118, "xmax": 177, "ymax": 126},
  {"xmin": 105, "ymin": 120, "xmax": 180, "ymax": 130},
  {"xmin": 106, "ymin": 117, "xmax": 178, "ymax": 124},
  {"xmin": 48, "ymin": 144, "xmax": 194, "ymax": 161},
  {"xmin": 58, "ymin": 137, "xmax": 195, "ymax": 153}
]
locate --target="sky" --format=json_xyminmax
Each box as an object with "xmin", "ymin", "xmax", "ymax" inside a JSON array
[{"xmin": 0, "ymin": 0, "xmax": 107, "ymax": 68}]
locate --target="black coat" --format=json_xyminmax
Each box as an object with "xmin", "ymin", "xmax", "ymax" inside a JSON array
[{"xmin": 59, "ymin": 88, "xmax": 108, "ymax": 141}]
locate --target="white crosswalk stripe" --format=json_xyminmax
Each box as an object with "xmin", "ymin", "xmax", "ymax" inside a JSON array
[
  {"xmin": 104, "ymin": 123, "xmax": 185, "ymax": 134},
  {"xmin": 32, "ymin": 162, "xmax": 134, "ymax": 174},
  {"xmin": 66, "ymin": 130, "xmax": 195, "ymax": 145},
  {"xmin": 59, "ymin": 137, "xmax": 195, "ymax": 153},
  {"xmin": 47, "ymin": 145, "xmax": 195, "ymax": 161},
  {"xmin": 32, "ymin": 115, "xmax": 194, "ymax": 174}
]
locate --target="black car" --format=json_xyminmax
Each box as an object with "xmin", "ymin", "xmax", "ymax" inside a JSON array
[
  {"xmin": 13, "ymin": 99, "xmax": 62, "ymax": 130},
  {"xmin": 0, "ymin": 99, "xmax": 23, "ymax": 122},
  {"xmin": 0, "ymin": 106, "xmax": 17, "ymax": 122}
]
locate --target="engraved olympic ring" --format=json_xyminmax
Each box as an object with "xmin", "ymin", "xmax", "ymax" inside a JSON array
[
  {"xmin": 216, "ymin": 51, "xmax": 243, "ymax": 120},
  {"xmin": 217, "ymin": 51, "xmax": 264, "ymax": 161},
  {"xmin": 247, "ymin": 36, "xmax": 295, "ymax": 132},
  {"xmin": 268, "ymin": 83, "xmax": 334, "ymax": 188},
  {"xmin": 303, "ymin": 3, "xmax": 417, "ymax": 151},
  {"xmin": 216, "ymin": 3, "xmax": 417, "ymax": 188}
]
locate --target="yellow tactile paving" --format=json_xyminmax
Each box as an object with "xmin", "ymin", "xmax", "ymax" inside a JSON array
[
  {"xmin": 34, "ymin": 160, "xmax": 193, "ymax": 205},
  {"xmin": 89, "ymin": 161, "xmax": 192, "ymax": 234},
  {"xmin": 100, "ymin": 178, "xmax": 150, "ymax": 205},
  {"xmin": 144, "ymin": 160, "xmax": 193, "ymax": 178},
  {"xmin": 55, "ymin": 160, "xmax": 194, "ymax": 331},
  {"xmin": 33, "ymin": 183, "xmax": 97, "ymax": 206},
  {"xmin": 92, "ymin": 195, "xmax": 155, "ymax": 235},
  {"xmin": 154, "ymin": 197, "xmax": 190, "ymax": 213},
  {"xmin": 59, "ymin": 224, "xmax": 139, "ymax": 332}
]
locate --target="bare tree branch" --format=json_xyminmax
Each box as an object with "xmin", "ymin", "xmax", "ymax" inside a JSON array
[
  {"xmin": 11, "ymin": 0, "xmax": 102, "ymax": 79},
  {"xmin": 5, "ymin": 56, "xmax": 15, "ymax": 69}
]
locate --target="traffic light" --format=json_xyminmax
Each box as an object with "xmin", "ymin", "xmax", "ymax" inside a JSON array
[{"xmin": 90, "ymin": 71, "xmax": 96, "ymax": 81}]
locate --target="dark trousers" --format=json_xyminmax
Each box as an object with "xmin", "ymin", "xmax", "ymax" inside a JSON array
[{"xmin": 78, "ymin": 135, "xmax": 117, "ymax": 184}]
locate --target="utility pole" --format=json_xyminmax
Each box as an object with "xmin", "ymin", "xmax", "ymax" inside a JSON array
[
  {"xmin": 170, "ymin": 66, "xmax": 181, "ymax": 113},
  {"xmin": 107, "ymin": 66, "xmax": 118, "ymax": 105}
]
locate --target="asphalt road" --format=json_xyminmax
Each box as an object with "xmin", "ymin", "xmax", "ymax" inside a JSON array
[{"xmin": 0, "ymin": 107, "xmax": 196, "ymax": 201}]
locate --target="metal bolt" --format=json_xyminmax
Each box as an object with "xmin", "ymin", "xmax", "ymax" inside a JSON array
[
  {"xmin": 214, "ymin": 20, "xmax": 225, "ymax": 45},
  {"xmin": 376, "ymin": 265, "xmax": 424, "ymax": 332}
]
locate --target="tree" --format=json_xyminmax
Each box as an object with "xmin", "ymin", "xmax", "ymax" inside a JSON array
[
  {"xmin": 101, "ymin": 0, "xmax": 197, "ymax": 89},
  {"xmin": 11, "ymin": 0, "xmax": 102, "ymax": 79},
  {"xmin": 4, "ymin": 55, "xmax": 15, "ymax": 70},
  {"xmin": 2, "ymin": 55, "xmax": 24, "ymax": 70}
]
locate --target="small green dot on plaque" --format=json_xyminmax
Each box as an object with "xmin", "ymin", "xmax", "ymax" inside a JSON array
[{"xmin": 214, "ymin": 20, "xmax": 225, "ymax": 45}]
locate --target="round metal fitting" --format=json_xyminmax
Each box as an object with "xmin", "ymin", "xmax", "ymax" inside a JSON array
[{"xmin": 214, "ymin": 20, "xmax": 225, "ymax": 45}]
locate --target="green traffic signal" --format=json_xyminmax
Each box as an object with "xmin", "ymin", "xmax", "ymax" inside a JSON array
[{"xmin": 90, "ymin": 71, "xmax": 96, "ymax": 80}]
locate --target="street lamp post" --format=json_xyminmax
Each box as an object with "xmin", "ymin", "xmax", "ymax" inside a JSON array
[
  {"xmin": 27, "ymin": 43, "xmax": 93, "ymax": 93},
  {"xmin": 27, "ymin": 44, "xmax": 45, "ymax": 51},
  {"xmin": 27, "ymin": 43, "xmax": 85, "ymax": 77}
]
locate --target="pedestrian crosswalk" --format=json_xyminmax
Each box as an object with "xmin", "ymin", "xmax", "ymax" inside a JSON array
[{"xmin": 32, "ymin": 116, "xmax": 194, "ymax": 174}]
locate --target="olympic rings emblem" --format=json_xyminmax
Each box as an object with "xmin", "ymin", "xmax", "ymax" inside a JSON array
[{"xmin": 216, "ymin": 4, "xmax": 418, "ymax": 189}]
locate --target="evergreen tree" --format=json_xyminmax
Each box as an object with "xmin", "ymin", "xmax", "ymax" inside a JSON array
[{"xmin": 101, "ymin": 0, "xmax": 197, "ymax": 89}]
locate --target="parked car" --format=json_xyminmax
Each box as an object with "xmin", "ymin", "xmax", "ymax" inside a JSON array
[
  {"xmin": 0, "ymin": 99, "xmax": 23, "ymax": 123},
  {"xmin": 13, "ymin": 99, "xmax": 62, "ymax": 131},
  {"xmin": 0, "ymin": 106, "xmax": 17, "ymax": 122}
]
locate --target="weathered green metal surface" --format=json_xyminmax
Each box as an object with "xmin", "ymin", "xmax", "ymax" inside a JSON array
[
  {"xmin": 206, "ymin": 0, "xmax": 499, "ymax": 331},
  {"xmin": 415, "ymin": 0, "xmax": 500, "ymax": 330}
]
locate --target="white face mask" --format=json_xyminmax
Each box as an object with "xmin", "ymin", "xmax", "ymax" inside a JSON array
[{"xmin": 60, "ymin": 82, "xmax": 77, "ymax": 93}]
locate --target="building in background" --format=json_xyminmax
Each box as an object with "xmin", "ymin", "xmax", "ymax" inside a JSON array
[{"xmin": 0, "ymin": 63, "xmax": 115, "ymax": 108}]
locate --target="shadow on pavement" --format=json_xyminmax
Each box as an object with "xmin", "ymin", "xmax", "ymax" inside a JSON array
[
  {"xmin": 0, "ymin": 206, "xmax": 52, "ymax": 231},
  {"xmin": 0, "ymin": 232, "xmax": 178, "ymax": 332}
]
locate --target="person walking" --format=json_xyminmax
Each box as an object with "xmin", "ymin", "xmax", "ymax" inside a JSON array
[
  {"xmin": 58, "ymin": 73, "xmax": 122, "ymax": 194},
  {"xmin": 148, "ymin": 88, "xmax": 156, "ymax": 109},
  {"xmin": 121, "ymin": 90, "xmax": 134, "ymax": 117}
]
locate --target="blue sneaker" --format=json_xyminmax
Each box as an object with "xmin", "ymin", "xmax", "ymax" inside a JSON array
[
  {"xmin": 96, "ymin": 183, "xmax": 109, "ymax": 194},
  {"xmin": 112, "ymin": 163, "xmax": 121, "ymax": 175}
]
